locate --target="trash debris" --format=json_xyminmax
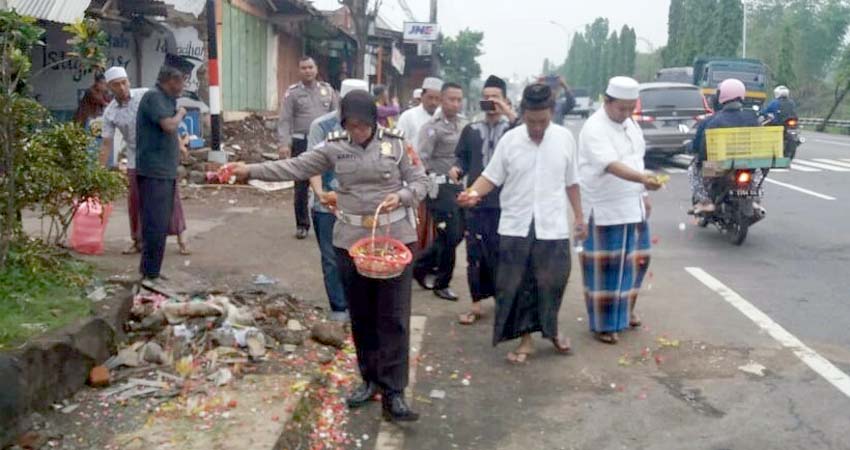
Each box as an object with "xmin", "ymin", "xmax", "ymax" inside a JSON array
[
  {"xmin": 253, "ymin": 274, "xmax": 278, "ymax": 285},
  {"xmin": 87, "ymin": 286, "xmax": 108, "ymax": 302},
  {"xmin": 429, "ymin": 389, "xmax": 446, "ymax": 400},
  {"xmin": 738, "ymin": 362, "xmax": 767, "ymax": 377},
  {"xmin": 287, "ymin": 319, "xmax": 305, "ymax": 332},
  {"xmin": 248, "ymin": 180, "xmax": 294, "ymax": 192},
  {"xmin": 141, "ymin": 341, "xmax": 169, "ymax": 365},
  {"xmin": 61, "ymin": 404, "xmax": 80, "ymax": 414},
  {"xmin": 210, "ymin": 368, "xmax": 233, "ymax": 386},
  {"xmin": 245, "ymin": 329, "xmax": 267, "ymax": 360}
]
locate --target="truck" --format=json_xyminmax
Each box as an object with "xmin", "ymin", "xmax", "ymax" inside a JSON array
[{"xmin": 692, "ymin": 57, "xmax": 769, "ymax": 109}]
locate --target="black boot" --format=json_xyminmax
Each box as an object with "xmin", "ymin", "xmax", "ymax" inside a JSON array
[
  {"xmin": 346, "ymin": 381, "xmax": 378, "ymax": 408},
  {"xmin": 381, "ymin": 391, "xmax": 419, "ymax": 422}
]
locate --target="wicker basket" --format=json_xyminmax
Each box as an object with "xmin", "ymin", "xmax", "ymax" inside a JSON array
[{"xmin": 348, "ymin": 201, "xmax": 413, "ymax": 279}]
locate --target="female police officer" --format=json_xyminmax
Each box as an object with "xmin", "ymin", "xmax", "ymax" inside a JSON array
[{"xmin": 231, "ymin": 90, "xmax": 428, "ymax": 422}]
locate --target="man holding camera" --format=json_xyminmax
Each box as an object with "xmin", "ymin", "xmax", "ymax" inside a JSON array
[{"xmin": 450, "ymin": 75, "xmax": 518, "ymax": 324}]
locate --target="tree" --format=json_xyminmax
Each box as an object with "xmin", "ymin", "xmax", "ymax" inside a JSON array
[
  {"xmin": 662, "ymin": 0, "xmax": 685, "ymax": 66},
  {"xmin": 439, "ymin": 29, "xmax": 484, "ymax": 94},
  {"xmin": 338, "ymin": 0, "xmax": 384, "ymax": 78},
  {"xmin": 712, "ymin": 0, "xmax": 743, "ymax": 57},
  {"xmin": 620, "ymin": 26, "xmax": 637, "ymax": 76},
  {"xmin": 775, "ymin": 21, "xmax": 797, "ymax": 88},
  {"xmin": 0, "ymin": 13, "xmax": 110, "ymax": 267},
  {"xmin": 818, "ymin": 44, "xmax": 850, "ymax": 131},
  {"xmin": 603, "ymin": 31, "xmax": 620, "ymax": 81},
  {"xmin": 542, "ymin": 58, "xmax": 552, "ymax": 75}
]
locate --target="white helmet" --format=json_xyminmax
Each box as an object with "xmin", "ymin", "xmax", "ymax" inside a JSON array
[{"xmin": 774, "ymin": 85, "xmax": 790, "ymax": 99}]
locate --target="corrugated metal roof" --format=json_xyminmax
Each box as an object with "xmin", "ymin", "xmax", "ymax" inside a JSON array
[{"xmin": 6, "ymin": 0, "xmax": 92, "ymax": 23}]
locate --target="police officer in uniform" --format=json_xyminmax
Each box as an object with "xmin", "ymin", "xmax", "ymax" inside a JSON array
[
  {"xmin": 413, "ymin": 82, "xmax": 467, "ymax": 301},
  {"xmin": 277, "ymin": 56, "xmax": 339, "ymax": 239},
  {"xmin": 233, "ymin": 90, "xmax": 428, "ymax": 422}
]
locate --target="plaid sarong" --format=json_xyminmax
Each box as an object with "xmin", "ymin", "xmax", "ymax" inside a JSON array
[{"xmin": 580, "ymin": 219, "xmax": 651, "ymax": 333}]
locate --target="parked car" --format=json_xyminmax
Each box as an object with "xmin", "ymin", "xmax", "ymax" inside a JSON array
[
  {"xmin": 633, "ymin": 82, "xmax": 712, "ymax": 158},
  {"xmin": 567, "ymin": 87, "xmax": 595, "ymax": 119}
]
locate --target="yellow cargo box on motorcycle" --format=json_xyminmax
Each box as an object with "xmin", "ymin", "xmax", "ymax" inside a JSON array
[{"xmin": 702, "ymin": 127, "xmax": 791, "ymax": 177}]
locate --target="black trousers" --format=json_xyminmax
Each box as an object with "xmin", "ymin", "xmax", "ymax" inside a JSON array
[
  {"xmin": 414, "ymin": 184, "xmax": 464, "ymax": 290},
  {"xmin": 138, "ymin": 175, "xmax": 175, "ymax": 279},
  {"xmin": 336, "ymin": 246, "xmax": 412, "ymax": 393},
  {"xmin": 291, "ymin": 138, "xmax": 310, "ymax": 230},
  {"xmin": 465, "ymin": 208, "xmax": 500, "ymax": 302}
]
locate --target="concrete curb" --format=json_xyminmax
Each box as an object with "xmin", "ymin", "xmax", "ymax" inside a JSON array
[{"xmin": 0, "ymin": 287, "xmax": 133, "ymax": 446}]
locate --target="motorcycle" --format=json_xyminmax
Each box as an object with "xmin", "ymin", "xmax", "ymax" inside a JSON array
[
  {"xmin": 690, "ymin": 167, "xmax": 767, "ymax": 246},
  {"xmin": 782, "ymin": 117, "xmax": 804, "ymax": 160}
]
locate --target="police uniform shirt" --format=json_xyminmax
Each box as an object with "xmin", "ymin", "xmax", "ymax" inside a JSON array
[
  {"xmin": 277, "ymin": 81, "xmax": 339, "ymax": 143},
  {"xmin": 417, "ymin": 111, "xmax": 467, "ymax": 176},
  {"xmin": 249, "ymin": 128, "xmax": 428, "ymax": 248}
]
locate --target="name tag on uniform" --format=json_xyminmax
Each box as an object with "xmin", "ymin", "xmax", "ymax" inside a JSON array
[{"xmin": 337, "ymin": 154, "xmax": 356, "ymax": 160}]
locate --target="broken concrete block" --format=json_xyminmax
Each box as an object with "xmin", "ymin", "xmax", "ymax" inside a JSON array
[{"xmin": 88, "ymin": 366, "xmax": 110, "ymax": 388}]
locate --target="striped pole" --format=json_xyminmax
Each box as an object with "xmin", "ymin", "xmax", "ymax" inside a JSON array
[{"xmin": 206, "ymin": 0, "xmax": 225, "ymax": 162}]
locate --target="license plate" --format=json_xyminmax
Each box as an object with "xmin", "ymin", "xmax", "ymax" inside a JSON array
[{"xmin": 731, "ymin": 189, "xmax": 762, "ymax": 197}]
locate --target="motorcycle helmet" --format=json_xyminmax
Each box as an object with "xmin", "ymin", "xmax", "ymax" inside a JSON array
[
  {"xmin": 774, "ymin": 85, "xmax": 790, "ymax": 99},
  {"xmin": 717, "ymin": 79, "xmax": 747, "ymax": 105}
]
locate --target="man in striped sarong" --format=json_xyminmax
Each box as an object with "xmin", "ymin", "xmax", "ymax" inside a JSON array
[{"xmin": 578, "ymin": 77, "xmax": 662, "ymax": 344}]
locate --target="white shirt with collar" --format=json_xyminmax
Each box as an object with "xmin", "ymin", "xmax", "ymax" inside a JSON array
[
  {"xmin": 482, "ymin": 123, "xmax": 579, "ymax": 240},
  {"xmin": 578, "ymin": 108, "xmax": 647, "ymax": 226},
  {"xmin": 102, "ymin": 88, "xmax": 149, "ymax": 170},
  {"xmin": 397, "ymin": 104, "xmax": 437, "ymax": 150}
]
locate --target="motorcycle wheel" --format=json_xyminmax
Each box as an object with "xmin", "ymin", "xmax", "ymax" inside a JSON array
[
  {"xmin": 728, "ymin": 220, "xmax": 749, "ymax": 245},
  {"xmin": 698, "ymin": 217, "xmax": 709, "ymax": 228}
]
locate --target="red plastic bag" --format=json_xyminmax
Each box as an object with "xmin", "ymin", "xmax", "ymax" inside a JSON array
[{"xmin": 69, "ymin": 198, "xmax": 113, "ymax": 255}]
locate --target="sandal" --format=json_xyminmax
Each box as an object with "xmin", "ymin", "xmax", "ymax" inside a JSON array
[
  {"xmin": 178, "ymin": 242, "xmax": 192, "ymax": 256},
  {"xmin": 629, "ymin": 314, "xmax": 643, "ymax": 328},
  {"xmin": 458, "ymin": 312, "xmax": 482, "ymax": 325},
  {"xmin": 594, "ymin": 332, "xmax": 619, "ymax": 345},
  {"xmin": 122, "ymin": 242, "xmax": 141, "ymax": 255},
  {"xmin": 551, "ymin": 336, "xmax": 572, "ymax": 354}
]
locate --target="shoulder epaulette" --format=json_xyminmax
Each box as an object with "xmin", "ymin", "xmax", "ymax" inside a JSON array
[
  {"xmin": 327, "ymin": 130, "xmax": 349, "ymax": 142},
  {"xmin": 382, "ymin": 127, "xmax": 405, "ymax": 139},
  {"xmin": 287, "ymin": 83, "xmax": 299, "ymax": 90}
]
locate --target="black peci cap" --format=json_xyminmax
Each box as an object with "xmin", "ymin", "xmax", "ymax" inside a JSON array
[
  {"xmin": 520, "ymin": 83, "xmax": 554, "ymax": 111},
  {"xmin": 483, "ymin": 75, "xmax": 507, "ymax": 95}
]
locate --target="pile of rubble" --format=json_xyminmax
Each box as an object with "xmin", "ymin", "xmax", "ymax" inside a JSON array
[
  {"xmin": 7, "ymin": 281, "xmax": 358, "ymax": 450},
  {"xmin": 222, "ymin": 114, "xmax": 280, "ymax": 164}
]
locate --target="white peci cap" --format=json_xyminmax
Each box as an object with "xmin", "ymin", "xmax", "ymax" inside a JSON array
[
  {"xmin": 413, "ymin": 88, "xmax": 423, "ymax": 99},
  {"xmin": 104, "ymin": 66, "xmax": 128, "ymax": 83},
  {"xmin": 422, "ymin": 77, "xmax": 444, "ymax": 92},
  {"xmin": 605, "ymin": 76, "xmax": 640, "ymax": 100},
  {"xmin": 340, "ymin": 79, "xmax": 369, "ymax": 97}
]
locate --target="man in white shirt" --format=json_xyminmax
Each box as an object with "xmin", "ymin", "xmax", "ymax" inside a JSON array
[
  {"xmin": 458, "ymin": 83, "xmax": 587, "ymax": 364},
  {"xmin": 397, "ymin": 77, "xmax": 442, "ymax": 149},
  {"xmin": 99, "ymin": 66, "xmax": 150, "ymax": 255},
  {"xmin": 577, "ymin": 76, "xmax": 662, "ymax": 345}
]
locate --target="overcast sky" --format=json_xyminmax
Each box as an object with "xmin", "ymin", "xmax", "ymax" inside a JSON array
[{"xmin": 311, "ymin": 0, "xmax": 671, "ymax": 80}]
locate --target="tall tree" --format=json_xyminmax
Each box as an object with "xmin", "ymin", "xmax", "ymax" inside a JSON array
[
  {"xmin": 620, "ymin": 26, "xmax": 637, "ymax": 75},
  {"xmin": 775, "ymin": 21, "xmax": 797, "ymax": 88},
  {"xmin": 712, "ymin": 0, "xmax": 743, "ymax": 57},
  {"xmin": 662, "ymin": 0, "xmax": 685, "ymax": 66},
  {"xmin": 604, "ymin": 31, "xmax": 621, "ymax": 80},
  {"xmin": 586, "ymin": 18, "xmax": 610, "ymax": 96},
  {"xmin": 339, "ymin": 0, "xmax": 383, "ymax": 78},
  {"xmin": 439, "ymin": 29, "xmax": 484, "ymax": 94}
]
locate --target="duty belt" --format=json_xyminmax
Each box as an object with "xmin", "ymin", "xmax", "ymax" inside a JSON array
[
  {"xmin": 431, "ymin": 174, "xmax": 460, "ymax": 185},
  {"xmin": 337, "ymin": 208, "xmax": 408, "ymax": 229},
  {"xmin": 291, "ymin": 133, "xmax": 306, "ymax": 140}
]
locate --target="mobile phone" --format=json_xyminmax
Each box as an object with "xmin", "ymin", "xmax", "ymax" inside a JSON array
[{"xmin": 479, "ymin": 100, "xmax": 496, "ymax": 111}]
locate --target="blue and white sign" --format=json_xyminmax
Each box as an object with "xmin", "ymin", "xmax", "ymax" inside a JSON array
[{"xmin": 403, "ymin": 22, "xmax": 440, "ymax": 42}]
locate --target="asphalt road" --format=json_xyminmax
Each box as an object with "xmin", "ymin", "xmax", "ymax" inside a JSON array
[{"xmin": 350, "ymin": 124, "xmax": 850, "ymax": 450}]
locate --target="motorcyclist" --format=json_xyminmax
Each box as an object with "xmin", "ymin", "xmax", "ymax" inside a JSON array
[
  {"xmin": 689, "ymin": 78, "xmax": 760, "ymax": 214},
  {"xmin": 760, "ymin": 85, "xmax": 797, "ymax": 125}
]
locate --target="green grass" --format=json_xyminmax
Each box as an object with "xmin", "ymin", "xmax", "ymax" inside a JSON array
[{"xmin": 0, "ymin": 241, "xmax": 93, "ymax": 349}]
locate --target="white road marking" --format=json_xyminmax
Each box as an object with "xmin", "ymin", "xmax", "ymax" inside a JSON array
[
  {"xmin": 811, "ymin": 138, "xmax": 850, "ymax": 147},
  {"xmin": 770, "ymin": 168, "xmax": 789, "ymax": 172},
  {"xmin": 764, "ymin": 178, "xmax": 836, "ymax": 200},
  {"xmin": 813, "ymin": 158, "xmax": 850, "ymax": 169},
  {"xmin": 686, "ymin": 267, "xmax": 850, "ymax": 399},
  {"xmin": 842, "ymin": 158, "xmax": 850, "ymax": 164},
  {"xmin": 792, "ymin": 159, "xmax": 850, "ymax": 172},
  {"xmin": 662, "ymin": 167, "xmax": 687, "ymax": 174},
  {"xmin": 375, "ymin": 315, "xmax": 427, "ymax": 450},
  {"xmin": 789, "ymin": 163, "xmax": 820, "ymax": 172}
]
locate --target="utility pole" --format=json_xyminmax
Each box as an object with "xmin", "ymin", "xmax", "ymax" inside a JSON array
[
  {"xmin": 206, "ymin": 0, "xmax": 224, "ymax": 163},
  {"xmin": 429, "ymin": 0, "xmax": 439, "ymax": 75}
]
